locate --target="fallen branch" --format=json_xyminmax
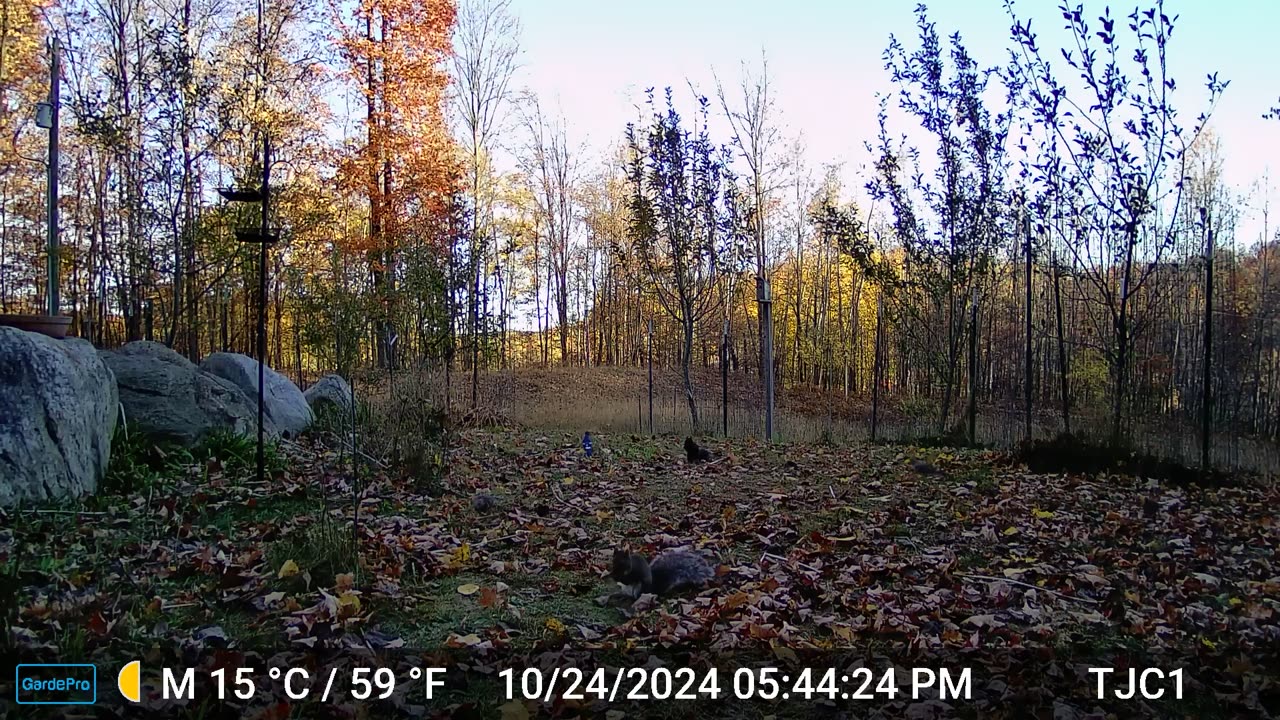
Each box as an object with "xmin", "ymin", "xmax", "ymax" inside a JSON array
[
  {"xmin": 475, "ymin": 533, "xmax": 522, "ymax": 548},
  {"xmin": 959, "ymin": 573, "xmax": 1099, "ymax": 605},
  {"xmin": 761, "ymin": 552, "xmax": 821, "ymax": 574}
]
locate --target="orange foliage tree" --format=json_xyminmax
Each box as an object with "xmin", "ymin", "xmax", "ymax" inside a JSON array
[
  {"xmin": 335, "ymin": 0, "xmax": 459, "ymax": 366},
  {"xmin": 0, "ymin": 0, "xmax": 48, "ymax": 311}
]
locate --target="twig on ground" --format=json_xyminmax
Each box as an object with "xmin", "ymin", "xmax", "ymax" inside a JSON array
[
  {"xmin": 475, "ymin": 533, "xmax": 521, "ymax": 548},
  {"xmin": 761, "ymin": 552, "xmax": 821, "ymax": 574},
  {"xmin": 959, "ymin": 573, "xmax": 1099, "ymax": 604}
]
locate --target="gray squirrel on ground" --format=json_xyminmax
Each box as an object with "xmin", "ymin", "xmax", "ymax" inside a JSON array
[{"xmin": 610, "ymin": 548, "xmax": 714, "ymax": 597}]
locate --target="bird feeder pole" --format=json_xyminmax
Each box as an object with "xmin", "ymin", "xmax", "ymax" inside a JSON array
[{"xmin": 43, "ymin": 37, "xmax": 61, "ymax": 317}]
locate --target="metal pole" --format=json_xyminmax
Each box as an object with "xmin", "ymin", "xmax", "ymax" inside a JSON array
[
  {"xmin": 257, "ymin": 135, "xmax": 270, "ymax": 484},
  {"xmin": 1024, "ymin": 214, "xmax": 1033, "ymax": 443},
  {"xmin": 1201, "ymin": 207, "xmax": 1213, "ymax": 470},
  {"xmin": 647, "ymin": 318, "xmax": 654, "ymax": 434},
  {"xmin": 46, "ymin": 37, "xmax": 61, "ymax": 317},
  {"xmin": 758, "ymin": 276, "xmax": 774, "ymax": 443},
  {"xmin": 871, "ymin": 294, "xmax": 883, "ymax": 442},
  {"xmin": 721, "ymin": 318, "xmax": 729, "ymax": 437},
  {"xmin": 968, "ymin": 287, "xmax": 979, "ymax": 446}
]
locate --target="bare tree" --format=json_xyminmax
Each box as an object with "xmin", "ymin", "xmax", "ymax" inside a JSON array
[
  {"xmin": 1007, "ymin": 0, "xmax": 1227, "ymax": 444},
  {"xmin": 626, "ymin": 88, "xmax": 745, "ymax": 427},
  {"xmin": 518, "ymin": 94, "xmax": 578, "ymax": 365},
  {"xmin": 452, "ymin": 0, "xmax": 519, "ymax": 407},
  {"xmin": 715, "ymin": 50, "xmax": 783, "ymax": 438}
]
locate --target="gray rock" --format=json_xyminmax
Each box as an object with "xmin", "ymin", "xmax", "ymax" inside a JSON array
[
  {"xmin": 304, "ymin": 373, "xmax": 353, "ymax": 419},
  {"xmin": 200, "ymin": 352, "xmax": 313, "ymax": 437},
  {"xmin": 0, "ymin": 327, "xmax": 118, "ymax": 506},
  {"xmin": 101, "ymin": 341, "xmax": 275, "ymax": 446}
]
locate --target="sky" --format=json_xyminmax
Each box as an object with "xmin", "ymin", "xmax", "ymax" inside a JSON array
[{"xmin": 506, "ymin": 0, "xmax": 1280, "ymax": 246}]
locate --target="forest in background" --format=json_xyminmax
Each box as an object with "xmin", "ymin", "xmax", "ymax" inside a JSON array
[{"xmin": 1, "ymin": 0, "xmax": 1279, "ymax": 466}]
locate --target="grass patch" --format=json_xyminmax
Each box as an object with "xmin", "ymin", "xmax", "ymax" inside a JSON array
[
  {"xmin": 201, "ymin": 495, "xmax": 317, "ymax": 533},
  {"xmin": 103, "ymin": 427, "xmax": 287, "ymax": 495},
  {"xmin": 266, "ymin": 509, "xmax": 361, "ymax": 589},
  {"xmin": 377, "ymin": 569, "xmax": 620, "ymax": 651}
]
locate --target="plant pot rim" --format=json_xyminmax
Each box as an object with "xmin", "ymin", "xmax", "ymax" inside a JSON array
[{"xmin": 0, "ymin": 313, "xmax": 73, "ymax": 322}]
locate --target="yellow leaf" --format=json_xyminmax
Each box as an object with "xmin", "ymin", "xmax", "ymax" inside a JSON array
[
  {"xmin": 457, "ymin": 583, "xmax": 480, "ymax": 596},
  {"xmin": 1201, "ymin": 636, "xmax": 1216, "ymax": 649},
  {"xmin": 562, "ymin": 477, "xmax": 576, "ymax": 485},
  {"xmin": 1032, "ymin": 508, "xmax": 1055, "ymax": 519},
  {"xmin": 338, "ymin": 591, "xmax": 361, "ymax": 616},
  {"xmin": 545, "ymin": 618, "xmax": 567, "ymax": 633},
  {"xmin": 277, "ymin": 559, "xmax": 300, "ymax": 579},
  {"xmin": 1002, "ymin": 527, "xmax": 1020, "ymax": 536},
  {"xmin": 447, "ymin": 544, "xmax": 471, "ymax": 569}
]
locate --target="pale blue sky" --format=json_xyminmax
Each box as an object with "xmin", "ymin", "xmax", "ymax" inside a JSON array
[{"xmin": 508, "ymin": 0, "xmax": 1279, "ymax": 244}]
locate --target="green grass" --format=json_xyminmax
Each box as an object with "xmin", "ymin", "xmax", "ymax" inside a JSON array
[
  {"xmin": 200, "ymin": 495, "xmax": 318, "ymax": 533},
  {"xmin": 103, "ymin": 426, "xmax": 287, "ymax": 496},
  {"xmin": 377, "ymin": 569, "xmax": 620, "ymax": 651},
  {"xmin": 265, "ymin": 510, "xmax": 361, "ymax": 589}
]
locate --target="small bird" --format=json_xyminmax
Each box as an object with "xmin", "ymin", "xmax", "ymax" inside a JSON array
[
  {"xmin": 472, "ymin": 493, "xmax": 499, "ymax": 512},
  {"xmin": 582, "ymin": 431, "xmax": 594, "ymax": 457}
]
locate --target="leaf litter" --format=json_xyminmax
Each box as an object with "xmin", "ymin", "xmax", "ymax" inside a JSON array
[{"xmin": 2, "ymin": 429, "xmax": 1277, "ymax": 718}]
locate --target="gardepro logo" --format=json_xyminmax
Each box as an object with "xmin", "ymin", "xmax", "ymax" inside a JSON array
[{"xmin": 15, "ymin": 664, "xmax": 97, "ymax": 705}]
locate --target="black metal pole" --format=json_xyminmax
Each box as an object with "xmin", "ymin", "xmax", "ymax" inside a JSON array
[
  {"xmin": 721, "ymin": 318, "xmax": 729, "ymax": 437},
  {"xmin": 46, "ymin": 37, "xmax": 60, "ymax": 317},
  {"xmin": 871, "ymin": 294, "xmax": 883, "ymax": 442},
  {"xmin": 1201, "ymin": 208, "xmax": 1213, "ymax": 471},
  {"xmin": 1024, "ymin": 214, "xmax": 1033, "ymax": 443},
  {"xmin": 257, "ymin": 135, "xmax": 270, "ymax": 484},
  {"xmin": 647, "ymin": 318, "xmax": 654, "ymax": 434},
  {"xmin": 968, "ymin": 288, "xmax": 979, "ymax": 446}
]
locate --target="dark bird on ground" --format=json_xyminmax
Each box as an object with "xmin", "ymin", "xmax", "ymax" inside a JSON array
[{"xmin": 684, "ymin": 437, "xmax": 713, "ymax": 463}]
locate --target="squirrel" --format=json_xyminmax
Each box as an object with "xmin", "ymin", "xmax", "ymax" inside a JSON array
[
  {"xmin": 472, "ymin": 493, "xmax": 500, "ymax": 512},
  {"xmin": 684, "ymin": 436, "xmax": 713, "ymax": 463},
  {"xmin": 610, "ymin": 548, "xmax": 714, "ymax": 597}
]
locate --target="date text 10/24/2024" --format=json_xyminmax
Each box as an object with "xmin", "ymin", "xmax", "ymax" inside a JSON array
[
  {"xmin": 500, "ymin": 667, "xmax": 1185, "ymax": 702},
  {"xmin": 149, "ymin": 665, "xmax": 1186, "ymax": 704}
]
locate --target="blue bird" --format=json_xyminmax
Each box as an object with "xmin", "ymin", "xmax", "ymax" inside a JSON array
[{"xmin": 582, "ymin": 431, "xmax": 593, "ymax": 457}]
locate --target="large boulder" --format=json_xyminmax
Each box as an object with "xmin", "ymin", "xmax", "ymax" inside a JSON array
[
  {"xmin": 101, "ymin": 341, "xmax": 275, "ymax": 446},
  {"xmin": 304, "ymin": 373, "xmax": 353, "ymax": 421},
  {"xmin": 0, "ymin": 327, "xmax": 118, "ymax": 506},
  {"xmin": 200, "ymin": 352, "xmax": 313, "ymax": 437}
]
